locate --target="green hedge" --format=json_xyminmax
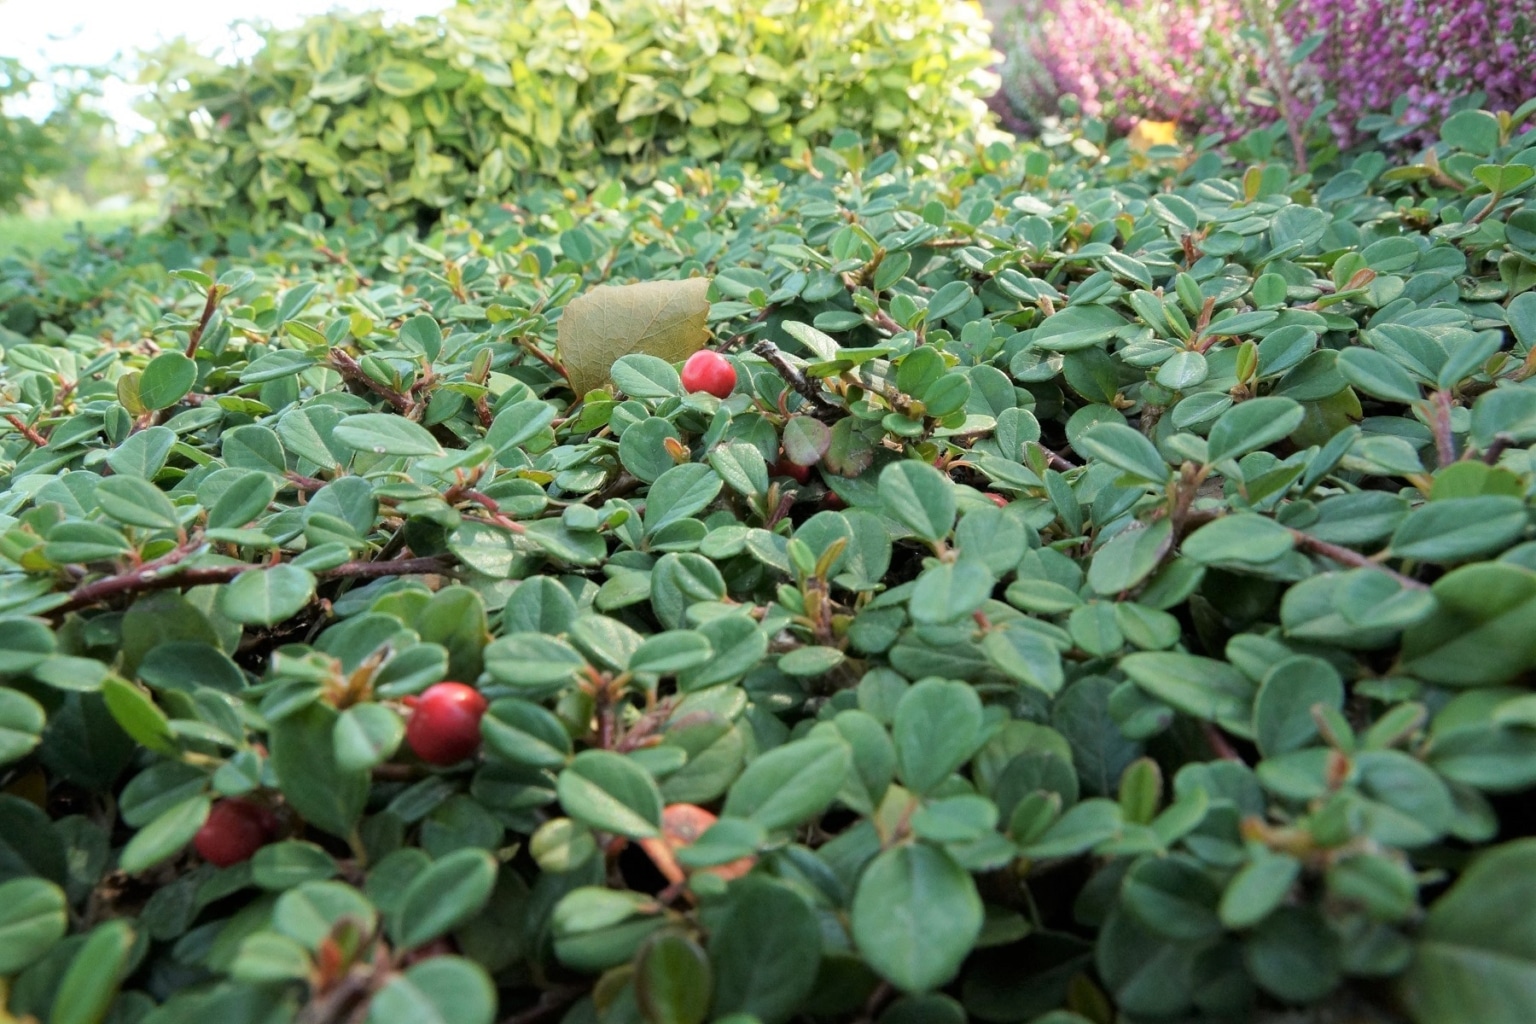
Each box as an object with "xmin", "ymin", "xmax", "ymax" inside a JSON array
[
  {"xmin": 141, "ymin": 0, "xmax": 999, "ymax": 234},
  {"xmin": 1, "ymin": 110, "xmax": 1536, "ymax": 1024}
]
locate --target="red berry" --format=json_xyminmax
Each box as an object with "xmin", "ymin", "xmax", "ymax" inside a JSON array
[
  {"xmin": 405, "ymin": 682, "xmax": 488, "ymax": 765},
  {"xmin": 195, "ymin": 799, "xmax": 275, "ymax": 867},
  {"xmin": 680, "ymin": 350, "xmax": 736, "ymax": 399},
  {"xmin": 774, "ymin": 455, "xmax": 813, "ymax": 484},
  {"xmin": 985, "ymin": 493, "xmax": 1009, "ymax": 508}
]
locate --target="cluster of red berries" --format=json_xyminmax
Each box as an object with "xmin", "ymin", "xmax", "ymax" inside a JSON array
[{"xmin": 195, "ymin": 682, "xmax": 490, "ymax": 867}]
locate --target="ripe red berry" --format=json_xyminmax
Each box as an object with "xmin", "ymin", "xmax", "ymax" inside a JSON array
[
  {"xmin": 195, "ymin": 799, "xmax": 276, "ymax": 867},
  {"xmin": 680, "ymin": 350, "xmax": 736, "ymax": 398},
  {"xmin": 774, "ymin": 455, "xmax": 813, "ymax": 484},
  {"xmin": 405, "ymin": 682, "xmax": 489, "ymax": 765},
  {"xmin": 985, "ymin": 492, "xmax": 1009, "ymax": 508}
]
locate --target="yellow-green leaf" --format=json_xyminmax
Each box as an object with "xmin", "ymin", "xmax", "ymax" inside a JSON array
[{"xmin": 556, "ymin": 279, "xmax": 712, "ymax": 397}]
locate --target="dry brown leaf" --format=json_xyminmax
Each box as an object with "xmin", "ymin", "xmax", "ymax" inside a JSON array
[{"xmin": 556, "ymin": 277, "xmax": 712, "ymax": 396}]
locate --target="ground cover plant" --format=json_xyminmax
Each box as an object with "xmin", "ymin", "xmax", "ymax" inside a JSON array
[{"xmin": 1, "ymin": 73, "xmax": 1536, "ymax": 1024}]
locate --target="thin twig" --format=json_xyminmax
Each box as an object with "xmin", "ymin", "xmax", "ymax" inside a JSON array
[
  {"xmin": 1203, "ymin": 723, "xmax": 1245, "ymax": 763},
  {"xmin": 4, "ymin": 414, "xmax": 48, "ymax": 448},
  {"xmin": 1431, "ymin": 390, "xmax": 1457, "ymax": 468},
  {"xmin": 496, "ymin": 987, "xmax": 587, "ymax": 1024},
  {"xmin": 185, "ymin": 284, "xmax": 225, "ymax": 360},
  {"xmin": 514, "ymin": 336, "xmax": 570, "ymax": 380},
  {"xmin": 327, "ymin": 349, "xmax": 414, "ymax": 415},
  {"xmin": 53, "ymin": 553, "xmax": 457, "ymax": 616},
  {"xmin": 1480, "ymin": 433, "xmax": 1514, "ymax": 465},
  {"xmin": 1288, "ymin": 530, "xmax": 1427, "ymax": 590},
  {"xmin": 717, "ymin": 303, "xmax": 779, "ymax": 354},
  {"xmin": 840, "ymin": 273, "xmax": 905, "ymax": 336},
  {"xmin": 752, "ymin": 340, "xmax": 840, "ymax": 414}
]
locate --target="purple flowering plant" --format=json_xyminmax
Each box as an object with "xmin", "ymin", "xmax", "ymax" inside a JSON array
[{"xmin": 998, "ymin": 0, "xmax": 1535, "ymax": 155}]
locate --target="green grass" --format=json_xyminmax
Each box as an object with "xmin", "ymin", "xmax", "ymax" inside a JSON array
[{"xmin": 0, "ymin": 203, "xmax": 157, "ymax": 258}]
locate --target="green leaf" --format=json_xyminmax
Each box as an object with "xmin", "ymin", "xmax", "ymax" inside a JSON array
[
  {"xmin": 781, "ymin": 416, "xmax": 831, "ymax": 466},
  {"xmin": 366, "ymin": 957, "xmax": 496, "ymax": 1024},
  {"xmin": 267, "ymin": 702, "xmax": 369, "ymax": 839},
  {"xmin": 1075, "ymin": 422, "xmax": 1168, "ymax": 485},
  {"xmin": 1181, "ymin": 514, "xmax": 1295, "ymax": 565},
  {"xmin": 48, "ymin": 919, "xmax": 135, "ymax": 1024},
  {"xmin": 481, "ymin": 698, "xmax": 572, "ymax": 769},
  {"xmin": 101, "ymin": 675, "xmax": 177, "ymax": 756},
  {"xmin": 1220, "ymin": 849, "xmax": 1300, "ymax": 930},
  {"xmin": 274, "ymin": 880, "xmax": 377, "ymax": 949},
  {"xmin": 643, "ymin": 463, "xmax": 724, "ymax": 535},
  {"xmin": 852, "ymin": 843, "xmax": 982, "ymax": 992},
  {"xmin": 119, "ymin": 794, "xmax": 210, "ymax": 874},
  {"xmin": 0, "ymin": 688, "xmax": 46, "ymax": 766},
  {"xmin": 1252, "ymin": 656, "xmax": 1343, "ymax": 757},
  {"xmin": 637, "ymin": 932, "xmax": 712, "ymax": 1024},
  {"xmin": 1119, "ymin": 652, "xmax": 1255, "ymax": 737},
  {"xmin": 393, "ymin": 849, "xmax": 498, "ymax": 950},
  {"xmin": 709, "ymin": 879, "xmax": 820, "ymax": 1024},
  {"xmin": 207, "ymin": 471, "xmax": 279, "ymax": 530},
  {"xmin": 95, "ymin": 475, "xmax": 180, "ymax": 530},
  {"xmin": 557, "ymin": 750, "xmax": 664, "ymax": 839},
  {"xmin": 893, "ymin": 678, "xmax": 983, "ymax": 794},
  {"xmin": 879, "ymin": 461, "xmax": 956, "ymax": 544},
  {"xmin": 1122, "ymin": 855, "xmax": 1222, "ymax": 940},
  {"xmin": 629, "ymin": 630, "xmax": 713, "ymax": 674},
  {"xmin": 1399, "ymin": 838, "xmax": 1536, "ymax": 1024},
  {"xmin": 722, "ymin": 737, "xmax": 851, "ymax": 831},
  {"xmin": 1032, "ymin": 305, "xmax": 1129, "ymax": 352},
  {"xmin": 334, "ymin": 413, "xmax": 444, "ymax": 457},
  {"xmin": 909, "ymin": 558, "xmax": 994, "ymax": 625},
  {"xmin": 139, "ymin": 352, "xmax": 198, "ymax": 410},
  {"xmin": 1244, "ymin": 906, "xmax": 1341, "ymax": 1003},
  {"xmin": 0, "ymin": 878, "xmax": 68, "ymax": 974},
  {"xmin": 1402, "ymin": 563, "xmax": 1536, "ymax": 685},
  {"xmin": 1390, "ymin": 497, "xmax": 1529, "ymax": 562},
  {"xmin": 334, "ymin": 703, "xmax": 404, "ymax": 772},
  {"xmin": 1336, "ymin": 347, "xmax": 1422, "ymax": 403},
  {"xmin": 218, "ymin": 565, "xmax": 316, "ymax": 625},
  {"xmin": 374, "ymin": 59, "xmax": 438, "ymax": 96},
  {"xmin": 1205, "ymin": 397, "xmax": 1305, "ymax": 463}
]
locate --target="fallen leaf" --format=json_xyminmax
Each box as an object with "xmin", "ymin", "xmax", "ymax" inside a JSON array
[{"xmin": 556, "ymin": 278, "xmax": 712, "ymax": 396}]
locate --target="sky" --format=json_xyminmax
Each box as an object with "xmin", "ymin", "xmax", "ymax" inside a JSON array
[{"xmin": 2, "ymin": 0, "xmax": 447, "ymax": 127}]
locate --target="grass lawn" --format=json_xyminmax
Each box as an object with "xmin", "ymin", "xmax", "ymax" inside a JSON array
[{"xmin": 0, "ymin": 203, "xmax": 158, "ymax": 258}]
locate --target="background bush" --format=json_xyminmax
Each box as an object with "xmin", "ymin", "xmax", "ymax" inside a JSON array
[
  {"xmin": 1284, "ymin": 0, "xmax": 1536, "ymax": 146},
  {"xmin": 143, "ymin": 0, "xmax": 999, "ymax": 235},
  {"xmin": 996, "ymin": 0, "xmax": 1535, "ymax": 149}
]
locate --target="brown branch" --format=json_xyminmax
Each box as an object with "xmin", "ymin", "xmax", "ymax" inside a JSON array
[
  {"xmin": 1038, "ymin": 443, "xmax": 1079, "ymax": 471},
  {"xmin": 327, "ymin": 349, "xmax": 414, "ymax": 415},
  {"xmin": 5, "ymin": 414, "xmax": 48, "ymax": 448},
  {"xmin": 497, "ymin": 986, "xmax": 587, "ymax": 1024},
  {"xmin": 840, "ymin": 273, "xmax": 905, "ymax": 335},
  {"xmin": 1480, "ymin": 433, "xmax": 1514, "ymax": 465},
  {"xmin": 1431, "ymin": 390, "xmax": 1457, "ymax": 468},
  {"xmin": 185, "ymin": 284, "xmax": 225, "ymax": 359},
  {"xmin": 1288, "ymin": 530, "xmax": 1427, "ymax": 590},
  {"xmin": 752, "ymin": 340, "xmax": 841, "ymax": 415},
  {"xmin": 717, "ymin": 303, "xmax": 779, "ymax": 354},
  {"xmin": 53, "ymin": 552, "xmax": 457, "ymax": 616},
  {"xmin": 514, "ymin": 336, "xmax": 570, "ymax": 381}
]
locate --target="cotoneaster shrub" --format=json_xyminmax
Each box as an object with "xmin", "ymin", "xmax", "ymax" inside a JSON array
[
  {"xmin": 141, "ymin": 0, "xmax": 999, "ymax": 235},
  {"xmin": 0, "ymin": 110, "xmax": 1534, "ymax": 1024}
]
